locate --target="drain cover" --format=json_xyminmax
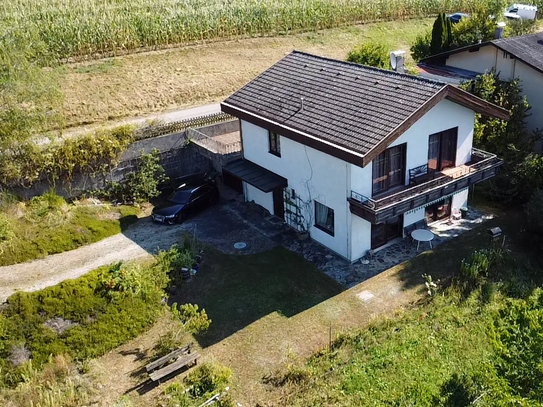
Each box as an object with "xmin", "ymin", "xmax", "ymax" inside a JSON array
[{"xmin": 233, "ymin": 242, "xmax": 247, "ymax": 250}]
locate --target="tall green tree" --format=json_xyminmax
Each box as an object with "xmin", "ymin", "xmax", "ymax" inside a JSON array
[{"xmin": 430, "ymin": 13, "xmax": 452, "ymax": 56}]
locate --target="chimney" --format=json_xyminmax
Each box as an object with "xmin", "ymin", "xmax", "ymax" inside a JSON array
[
  {"xmin": 495, "ymin": 22, "xmax": 506, "ymax": 39},
  {"xmin": 389, "ymin": 50, "xmax": 405, "ymax": 73}
]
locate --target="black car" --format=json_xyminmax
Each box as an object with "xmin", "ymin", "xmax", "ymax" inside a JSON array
[{"xmin": 151, "ymin": 181, "xmax": 219, "ymax": 224}]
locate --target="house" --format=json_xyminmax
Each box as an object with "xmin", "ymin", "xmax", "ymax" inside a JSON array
[
  {"xmin": 220, "ymin": 51, "xmax": 508, "ymax": 261},
  {"xmin": 418, "ymin": 32, "xmax": 543, "ymax": 134}
]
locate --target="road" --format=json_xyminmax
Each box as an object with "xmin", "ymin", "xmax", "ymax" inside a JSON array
[{"xmin": 62, "ymin": 102, "xmax": 221, "ymax": 137}]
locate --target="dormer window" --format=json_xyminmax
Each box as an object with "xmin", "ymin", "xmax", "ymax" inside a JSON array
[{"xmin": 269, "ymin": 131, "xmax": 281, "ymax": 157}]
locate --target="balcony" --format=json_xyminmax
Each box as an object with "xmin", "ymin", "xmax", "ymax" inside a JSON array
[{"xmin": 349, "ymin": 148, "xmax": 502, "ymax": 224}]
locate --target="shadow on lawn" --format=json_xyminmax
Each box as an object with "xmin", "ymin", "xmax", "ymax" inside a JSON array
[
  {"xmin": 169, "ymin": 245, "xmax": 344, "ymax": 348},
  {"xmin": 397, "ymin": 206, "xmax": 542, "ymax": 292}
]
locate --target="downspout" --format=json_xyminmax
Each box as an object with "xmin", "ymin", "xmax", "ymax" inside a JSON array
[
  {"xmin": 346, "ymin": 162, "xmax": 352, "ymax": 261},
  {"xmin": 512, "ymin": 58, "xmax": 517, "ymax": 79}
]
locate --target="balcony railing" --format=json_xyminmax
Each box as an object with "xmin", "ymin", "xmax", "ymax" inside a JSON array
[{"xmin": 349, "ymin": 148, "xmax": 502, "ymax": 224}]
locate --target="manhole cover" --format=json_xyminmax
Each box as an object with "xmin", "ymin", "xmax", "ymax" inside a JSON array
[{"xmin": 233, "ymin": 242, "xmax": 247, "ymax": 250}]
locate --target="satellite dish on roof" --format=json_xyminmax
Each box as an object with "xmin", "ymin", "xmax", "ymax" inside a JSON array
[{"xmin": 390, "ymin": 50, "xmax": 406, "ymax": 73}]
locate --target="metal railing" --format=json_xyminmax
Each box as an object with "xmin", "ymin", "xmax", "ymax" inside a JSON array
[
  {"xmin": 134, "ymin": 112, "xmax": 236, "ymax": 140},
  {"xmin": 350, "ymin": 148, "xmax": 500, "ymax": 212},
  {"xmin": 187, "ymin": 128, "xmax": 241, "ymax": 155}
]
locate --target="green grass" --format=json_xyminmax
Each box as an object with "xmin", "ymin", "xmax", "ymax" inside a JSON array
[
  {"xmin": 173, "ymin": 246, "xmax": 344, "ymax": 347},
  {"xmin": 267, "ymin": 206, "xmax": 543, "ymax": 406},
  {"xmin": 0, "ymin": 0, "xmax": 488, "ymax": 60},
  {"xmin": 0, "ymin": 194, "xmax": 140, "ymax": 266}
]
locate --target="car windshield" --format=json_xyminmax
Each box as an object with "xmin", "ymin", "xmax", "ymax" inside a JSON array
[{"xmin": 168, "ymin": 190, "xmax": 192, "ymax": 204}]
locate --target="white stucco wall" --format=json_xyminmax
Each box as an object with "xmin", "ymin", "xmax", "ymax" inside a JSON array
[
  {"xmin": 515, "ymin": 62, "xmax": 543, "ymax": 133},
  {"xmin": 445, "ymin": 45, "xmax": 497, "ymax": 73},
  {"xmin": 241, "ymin": 120, "xmax": 350, "ymax": 258},
  {"xmin": 244, "ymin": 182, "xmax": 274, "ymax": 215},
  {"xmin": 451, "ymin": 188, "xmax": 469, "ymax": 211},
  {"xmin": 388, "ymin": 98, "xmax": 475, "ymax": 177}
]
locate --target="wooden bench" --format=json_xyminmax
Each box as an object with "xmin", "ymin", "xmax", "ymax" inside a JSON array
[
  {"xmin": 145, "ymin": 344, "xmax": 192, "ymax": 373},
  {"xmin": 149, "ymin": 351, "xmax": 200, "ymax": 382}
]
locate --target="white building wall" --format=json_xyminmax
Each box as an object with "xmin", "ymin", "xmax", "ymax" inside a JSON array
[
  {"xmin": 241, "ymin": 120, "xmax": 350, "ymax": 259},
  {"xmin": 495, "ymin": 51, "xmax": 515, "ymax": 80},
  {"xmin": 348, "ymin": 98, "xmax": 475, "ymax": 259},
  {"xmin": 445, "ymin": 46, "xmax": 497, "ymax": 73},
  {"xmin": 451, "ymin": 189, "xmax": 469, "ymax": 211},
  {"xmin": 389, "ymin": 98, "xmax": 475, "ymax": 179},
  {"xmin": 515, "ymin": 62, "xmax": 543, "ymax": 133},
  {"xmin": 244, "ymin": 182, "xmax": 274, "ymax": 215}
]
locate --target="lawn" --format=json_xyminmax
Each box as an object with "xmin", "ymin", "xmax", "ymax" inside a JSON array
[
  {"xmin": 61, "ymin": 18, "xmax": 434, "ymax": 127},
  {"xmin": 0, "ymin": 192, "xmax": 139, "ymax": 266}
]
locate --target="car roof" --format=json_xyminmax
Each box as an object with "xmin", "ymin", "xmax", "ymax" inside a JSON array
[{"xmin": 176, "ymin": 181, "xmax": 211, "ymax": 193}]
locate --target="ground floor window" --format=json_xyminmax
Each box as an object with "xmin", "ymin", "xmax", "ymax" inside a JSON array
[
  {"xmin": 314, "ymin": 201, "xmax": 334, "ymax": 236},
  {"xmin": 371, "ymin": 215, "xmax": 403, "ymax": 249},
  {"xmin": 425, "ymin": 197, "xmax": 451, "ymax": 223}
]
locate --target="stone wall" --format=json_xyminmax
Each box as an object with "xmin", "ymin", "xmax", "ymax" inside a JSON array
[{"xmin": 12, "ymin": 121, "xmax": 240, "ymax": 199}]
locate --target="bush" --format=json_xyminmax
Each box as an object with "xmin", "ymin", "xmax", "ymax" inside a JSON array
[
  {"xmin": 102, "ymin": 149, "xmax": 168, "ymax": 204},
  {"xmin": 347, "ymin": 42, "xmax": 389, "ymax": 69},
  {"xmin": 410, "ymin": 32, "xmax": 431, "ymax": 62},
  {"xmin": 162, "ymin": 363, "xmax": 233, "ymax": 407},
  {"xmin": 0, "ymin": 247, "xmax": 184, "ymax": 386}
]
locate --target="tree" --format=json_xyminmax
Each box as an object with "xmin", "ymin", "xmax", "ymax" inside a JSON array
[
  {"xmin": 347, "ymin": 42, "xmax": 389, "ymax": 69},
  {"xmin": 430, "ymin": 13, "xmax": 452, "ymax": 55},
  {"xmin": 461, "ymin": 71, "xmax": 543, "ymax": 202},
  {"xmin": 0, "ymin": 27, "xmax": 64, "ymax": 150}
]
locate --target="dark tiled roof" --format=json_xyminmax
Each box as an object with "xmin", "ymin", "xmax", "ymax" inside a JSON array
[
  {"xmin": 223, "ymin": 51, "xmax": 446, "ymax": 157},
  {"xmin": 493, "ymin": 32, "xmax": 543, "ymax": 73}
]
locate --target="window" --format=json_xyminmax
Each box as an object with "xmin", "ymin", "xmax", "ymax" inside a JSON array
[
  {"xmin": 314, "ymin": 201, "xmax": 334, "ymax": 236},
  {"xmin": 372, "ymin": 144, "xmax": 406, "ymax": 196},
  {"xmin": 269, "ymin": 131, "xmax": 281, "ymax": 156}
]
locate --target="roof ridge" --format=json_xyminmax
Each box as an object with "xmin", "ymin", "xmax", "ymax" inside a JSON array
[
  {"xmin": 493, "ymin": 31, "xmax": 543, "ymax": 44},
  {"xmin": 290, "ymin": 50, "xmax": 447, "ymax": 87}
]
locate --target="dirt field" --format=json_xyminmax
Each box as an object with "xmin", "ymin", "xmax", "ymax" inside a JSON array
[{"xmin": 61, "ymin": 19, "xmax": 433, "ymax": 128}]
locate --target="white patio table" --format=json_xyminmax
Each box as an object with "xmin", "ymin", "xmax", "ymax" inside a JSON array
[{"xmin": 411, "ymin": 229, "xmax": 435, "ymax": 251}]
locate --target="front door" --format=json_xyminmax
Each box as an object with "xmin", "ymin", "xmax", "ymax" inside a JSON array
[
  {"xmin": 272, "ymin": 188, "xmax": 284, "ymax": 220},
  {"xmin": 428, "ymin": 128, "xmax": 458, "ymax": 172},
  {"xmin": 371, "ymin": 215, "xmax": 403, "ymax": 249}
]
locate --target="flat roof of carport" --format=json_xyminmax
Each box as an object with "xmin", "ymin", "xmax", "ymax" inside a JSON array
[{"xmin": 223, "ymin": 159, "xmax": 287, "ymax": 193}]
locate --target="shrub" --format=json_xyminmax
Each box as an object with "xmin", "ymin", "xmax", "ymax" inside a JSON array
[
  {"xmin": 410, "ymin": 32, "xmax": 432, "ymax": 62},
  {"xmin": 102, "ymin": 149, "xmax": 168, "ymax": 204},
  {"xmin": 347, "ymin": 43, "xmax": 389, "ymax": 69},
  {"xmin": 0, "ymin": 247, "xmax": 185, "ymax": 385},
  {"xmin": 171, "ymin": 303, "xmax": 211, "ymax": 334}
]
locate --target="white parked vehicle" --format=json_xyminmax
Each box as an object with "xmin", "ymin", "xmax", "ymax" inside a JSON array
[{"xmin": 503, "ymin": 4, "xmax": 537, "ymax": 20}]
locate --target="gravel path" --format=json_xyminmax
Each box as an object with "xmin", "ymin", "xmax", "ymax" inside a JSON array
[{"xmin": 0, "ymin": 220, "xmax": 186, "ymax": 303}]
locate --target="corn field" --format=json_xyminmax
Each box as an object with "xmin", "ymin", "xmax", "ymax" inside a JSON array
[{"xmin": 0, "ymin": 0, "xmax": 492, "ymax": 60}]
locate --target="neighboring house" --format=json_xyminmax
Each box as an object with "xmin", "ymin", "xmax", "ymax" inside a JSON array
[
  {"xmin": 221, "ymin": 51, "xmax": 508, "ymax": 261},
  {"xmin": 418, "ymin": 32, "xmax": 543, "ymax": 133}
]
